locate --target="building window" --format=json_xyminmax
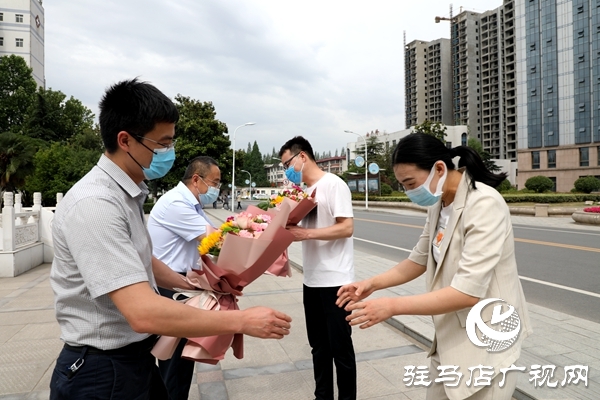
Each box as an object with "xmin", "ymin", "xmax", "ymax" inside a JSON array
[
  {"xmin": 15, "ymin": 38, "xmax": 24, "ymax": 48},
  {"xmin": 580, "ymin": 147, "xmax": 589, "ymax": 167},
  {"xmin": 16, "ymin": 14, "xmax": 24, "ymax": 23},
  {"xmin": 0, "ymin": 37, "xmax": 3, "ymax": 47},
  {"xmin": 547, "ymin": 150, "xmax": 556, "ymax": 168},
  {"xmin": 532, "ymin": 151, "xmax": 540, "ymax": 169},
  {"xmin": 0, "ymin": 12, "xmax": 3, "ymax": 21},
  {"xmin": 598, "ymin": 146, "xmax": 600, "ymax": 166}
]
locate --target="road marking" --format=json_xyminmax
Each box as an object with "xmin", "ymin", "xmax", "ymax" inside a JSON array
[
  {"xmin": 355, "ymin": 217, "xmax": 423, "ymax": 229},
  {"xmin": 354, "ymin": 237, "xmax": 600, "ymax": 299},
  {"xmin": 519, "ymin": 276, "xmax": 600, "ymax": 299},
  {"xmin": 356, "ymin": 217, "xmax": 600, "ymax": 253},
  {"xmin": 513, "ymin": 225, "xmax": 600, "ymax": 237},
  {"xmin": 354, "ymin": 237, "xmax": 412, "ymax": 253},
  {"xmin": 515, "ymin": 238, "xmax": 600, "ymax": 253}
]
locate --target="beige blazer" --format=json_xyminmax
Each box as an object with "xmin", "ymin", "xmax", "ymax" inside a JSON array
[{"xmin": 408, "ymin": 170, "xmax": 532, "ymax": 399}]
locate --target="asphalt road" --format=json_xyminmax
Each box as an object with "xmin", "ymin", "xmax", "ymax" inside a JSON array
[
  {"xmin": 351, "ymin": 209, "xmax": 600, "ymax": 324},
  {"xmin": 229, "ymin": 201, "xmax": 600, "ymax": 323}
]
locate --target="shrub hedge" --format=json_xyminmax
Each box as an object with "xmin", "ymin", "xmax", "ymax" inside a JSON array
[
  {"xmin": 352, "ymin": 193, "xmax": 600, "ymax": 204},
  {"xmin": 501, "ymin": 193, "xmax": 600, "ymax": 203}
]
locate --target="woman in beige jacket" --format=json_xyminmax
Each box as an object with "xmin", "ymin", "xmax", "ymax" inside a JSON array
[{"xmin": 337, "ymin": 133, "xmax": 531, "ymax": 400}]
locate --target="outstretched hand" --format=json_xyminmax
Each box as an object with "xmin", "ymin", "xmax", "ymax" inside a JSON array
[
  {"xmin": 336, "ymin": 280, "xmax": 375, "ymax": 308},
  {"xmin": 345, "ymin": 297, "xmax": 395, "ymax": 329},
  {"xmin": 240, "ymin": 307, "xmax": 292, "ymax": 339}
]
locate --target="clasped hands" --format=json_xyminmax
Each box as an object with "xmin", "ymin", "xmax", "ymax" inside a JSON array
[{"xmin": 336, "ymin": 280, "xmax": 395, "ymax": 329}]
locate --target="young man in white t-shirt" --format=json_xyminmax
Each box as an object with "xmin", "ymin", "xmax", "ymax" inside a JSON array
[{"xmin": 280, "ymin": 136, "xmax": 356, "ymax": 400}]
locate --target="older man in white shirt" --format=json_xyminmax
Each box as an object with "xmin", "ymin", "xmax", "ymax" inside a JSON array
[{"xmin": 147, "ymin": 156, "xmax": 221, "ymax": 400}]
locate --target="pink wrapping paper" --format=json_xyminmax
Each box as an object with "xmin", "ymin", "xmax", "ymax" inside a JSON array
[
  {"xmin": 279, "ymin": 188, "xmax": 317, "ymax": 225},
  {"xmin": 265, "ymin": 250, "xmax": 291, "ymax": 278},
  {"xmin": 151, "ymin": 290, "xmax": 222, "ymax": 360},
  {"xmin": 152, "ymin": 202, "xmax": 295, "ymax": 364}
]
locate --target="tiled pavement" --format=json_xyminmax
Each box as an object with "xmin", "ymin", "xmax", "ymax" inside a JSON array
[{"xmin": 0, "ymin": 207, "xmax": 597, "ymax": 399}]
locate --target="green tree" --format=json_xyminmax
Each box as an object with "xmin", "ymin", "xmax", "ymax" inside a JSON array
[
  {"xmin": 24, "ymin": 141, "xmax": 101, "ymax": 205},
  {"xmin": 467, "ymin": 138, "xmax": 500, "ymax": 172},
  {"xmin": 23, "ymin": 88, "xmax": 95, "ymax": 143},
  {"xmin": 412, "ymin": 120, "xmax": 447, "ymax": 143},
  {"xmin": 0, "ymin": 55, "xmax": 37, "ymax": 133},
  {"xmin": 0, "ymin": 132, "xmax": 43, "ymax": 192},
  {"xmin": 155, "ymin": 95, "xmax": 231, "ymax": 194},
  {"xmin": 243, "ymin": 141, "xmax": 269, "ymax": 187},
  {"xmin": 574, "ymin": 176, "xmax": 600, "ymax": 193},
  {"xmin": 525, "ymin": 176, "xmax": 553, "ymax": 193}
]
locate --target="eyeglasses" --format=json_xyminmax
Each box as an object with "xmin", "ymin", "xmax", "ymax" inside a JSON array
[
  {"xmin": 201, "ymin": 177, "xmax": 222, "ymax": 189},
  {"xmin": 282, "ymin": 152, "xmax": 301, "ymax": 169},
  {"xmin": 135, "ymin": 135, "xmax": 177, "ymax": 153}
]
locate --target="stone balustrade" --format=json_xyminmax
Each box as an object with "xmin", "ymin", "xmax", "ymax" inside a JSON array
[{"xmin": 1, "ymin": 192, "xmax": 62, "ymax": 276}]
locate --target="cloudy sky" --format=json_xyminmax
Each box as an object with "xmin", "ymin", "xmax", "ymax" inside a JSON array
[{"xmin": 44, "ymin": 0, "xmax": 502, "ymax": 156}]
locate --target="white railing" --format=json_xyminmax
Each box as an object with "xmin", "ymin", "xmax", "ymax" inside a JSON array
[{"xmin": 1, "ymin": 192, "xmax": 42, "ymax": 251}]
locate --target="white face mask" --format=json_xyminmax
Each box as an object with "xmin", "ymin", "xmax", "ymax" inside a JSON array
[{"xmin": 404, "ymin": 163, "xmax": 447, "ymax": 207}]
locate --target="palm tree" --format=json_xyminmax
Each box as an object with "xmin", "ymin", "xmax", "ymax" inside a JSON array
[{"xmin": 0, "ymin": 132, "xmax": 40, "ymax": 192}]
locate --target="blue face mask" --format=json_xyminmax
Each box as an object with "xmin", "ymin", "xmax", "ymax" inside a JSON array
[
  {"xmin": 405, "ymin": 163, "xmax": 447, "ymax": 207},
  {"xmin": 143, "ymin": 147, "xmax": 176, "ymax": 180},
  {"xmin": 200, "ymin": 186, "xmax": 220, "ymax": 205},
  {"xmin": 285, "ymin": 158, "xmax": 304, "ymax": 185}
]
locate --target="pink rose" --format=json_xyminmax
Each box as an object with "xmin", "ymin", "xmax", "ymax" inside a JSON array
[
  {"xmin": 237, "ymin": 229, "xmax": 254, "ymax": 238},
  {"xmin": 235, "ymin": 216, "xmax": 251, "ymax": 230}
]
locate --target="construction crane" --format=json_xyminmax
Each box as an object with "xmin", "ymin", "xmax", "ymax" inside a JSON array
[{"xmin": 435, "ymin": 4, "xmax": 454, "ymax": 23}]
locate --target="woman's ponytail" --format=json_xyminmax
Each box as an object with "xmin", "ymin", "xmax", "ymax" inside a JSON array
[{"xmin": 452, "ymin": 146, "xmax": 507, "ymax": 189}]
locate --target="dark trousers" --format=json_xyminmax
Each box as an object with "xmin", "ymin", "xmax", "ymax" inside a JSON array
[
  {"xmin": 50, "ymin": 339, "xmax": 167, "ymax": 400},
  {"xmin": 237, "ymin": 201, "xmax": 242, "ymax": 210},
  {"xmin": 158, "ymin": 286, "xmax": 196, "ymax": 400},
  {"xmin": 303, "ymin": 284, "xmax": 357, "ymax": 400}
]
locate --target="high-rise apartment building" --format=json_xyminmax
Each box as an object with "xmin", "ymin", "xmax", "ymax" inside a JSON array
[
  {"xmin": 516, "ymin": 0, "xmax": 600, "ymax": 191},
  {"xmin": 404, "ymin": 38, "xmax": 453, "ymax": 128},
  {"xmin": 406, "ymin": 2, "xmax": 518, "ymax": 161},
  {"xmin": 0, "ymin": 0, "xmax": 45, "ymax": 87}
]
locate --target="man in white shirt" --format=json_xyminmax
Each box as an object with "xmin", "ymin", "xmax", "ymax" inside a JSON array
[
  {"xmin": 279, "ymin": 136, "xmax": 356, "ymax": 400},
  {"xmin": 148, "ymin": 156, "xmax": 221, "ymax": 399}
]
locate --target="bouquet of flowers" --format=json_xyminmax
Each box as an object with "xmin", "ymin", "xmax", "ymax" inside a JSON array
[
  {"xmin": 152, "ymin": 204, "xmax": 295, "ymax": 364},
  {"xmin": 257, "ymin": 185, "xmax": 317, "ymax": 225},
  {"xmin": 198, "ymin": 212, "xmax": 272, "ymax": 259}
]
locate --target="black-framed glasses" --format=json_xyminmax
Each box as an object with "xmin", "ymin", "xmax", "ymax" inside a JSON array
[
  {"xmin": 282, "ymin": 152, "xmax": 301, "ymax": 169},
  {"xmin": 201, "ymin": 177, "xmax": 222, "ymax": 189},
  {"xmin": 135, "ymin": 135, "xmax": 177, "ymax": 153}
]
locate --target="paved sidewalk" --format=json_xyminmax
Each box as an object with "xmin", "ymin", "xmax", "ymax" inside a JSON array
[{"xmin": 0, "ymin": 206, "xmax": 597, "ymax": 399}]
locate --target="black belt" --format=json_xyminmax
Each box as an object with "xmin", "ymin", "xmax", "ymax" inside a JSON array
[{"xmin": 64, "ymin": 335, "xmax": 159, "ymax": 356}]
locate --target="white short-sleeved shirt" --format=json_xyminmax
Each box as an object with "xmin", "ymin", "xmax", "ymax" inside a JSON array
[
  {"xmin": 50, "ymin": 155, "xmax": 155, "ymax": 349},
  {"xmin": 148, "ymin": 182, "xmax": 215, "ymax": 273},
  {"xmin": 300, "ymin": 173, "xmax": 354, "ymax": 287}
]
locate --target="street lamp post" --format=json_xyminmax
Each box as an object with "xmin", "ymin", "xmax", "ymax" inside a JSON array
[
  {"xmin": 241, "ymin": 169, "xmax": 252, "ymax": 199},
  {"xmin": 231, "ymin": 122, "xmax": 256, "ymax": 211},
  {"xmin": 344, "ymin": 130, "xmax": 368, "ymax": 210}
]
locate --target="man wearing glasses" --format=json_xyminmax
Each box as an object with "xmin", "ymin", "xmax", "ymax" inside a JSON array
[
  {"xmin": 279, "ymin": 136, "xmax": 356, "ymax": 400},
  {"xmin": 49, "ymin": 79, "xmax": 291, "ymax": 399},
  {"xmin": 147, "ymin": 156, "xmax": 222, "ymax": 399}
]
